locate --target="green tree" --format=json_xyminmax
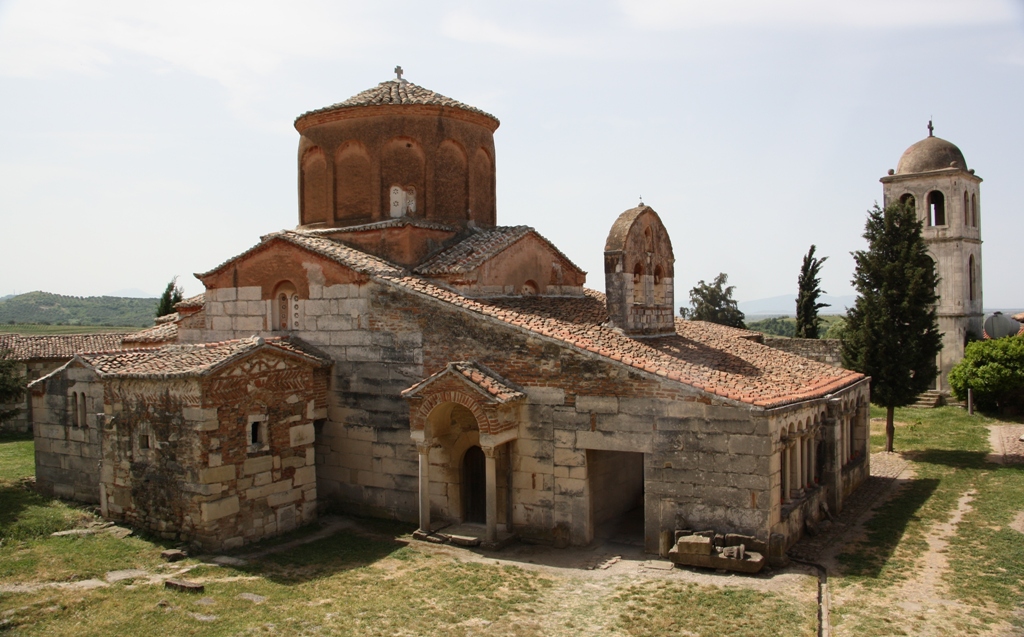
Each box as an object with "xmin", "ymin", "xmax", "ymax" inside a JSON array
[
  {"xmin": 949, "ymin": 336, "xmax": 1024, "ymax": 413},
  {"xmin": 679, "ymin": 273, "xmax": 747, "ymax": 329},
  {"xmin": 747, "ymin": 317, "xmax": 796, "ymax": 338},
  {"xmin": 795, "ymin": 245, "xmax": 829, "ymax": 339},
  {"xmin": 0, "ymin": 349, "xmax": 26, "ymax": 423},
  {"xmin": 842, "ymin": 202, "xmax": 942, "ymax": 452},
  {"xmin": 156, "ymin": 277, "xmax": 184, "ymax": 318}
]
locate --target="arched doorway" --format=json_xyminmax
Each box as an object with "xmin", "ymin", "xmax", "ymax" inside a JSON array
[{"xmin": 462, "ymin": 446, "xmax": 486, "ymax": 524}]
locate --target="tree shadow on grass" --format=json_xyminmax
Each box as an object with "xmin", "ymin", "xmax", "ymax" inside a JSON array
[
  {"xmin": 233, "ymin": 520, "xmax": 414, "ymax": 585},
  {"xmin": 836, "ymin": 476, "xmax": 940, "ymax": 580},
  {"xmin": 904, "ymin": 449, "xmax": 992, "ymax": 471},
  {"xmin": 0, "ymin": 481, "xmax": 87, "ymax": 541}
]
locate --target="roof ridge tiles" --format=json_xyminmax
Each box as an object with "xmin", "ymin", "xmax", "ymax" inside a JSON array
[{"xmin": 295, "ymin": 78, "xmax": 498, "ymax": 125}]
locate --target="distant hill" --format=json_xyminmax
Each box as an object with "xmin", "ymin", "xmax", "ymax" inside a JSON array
[
  {"xmin": 739, "ymin": 294, "xmax": 857, "ymax": 317},
  {"xmin": 0, "ymin": 291, "xmax": 158, "ymax": 328}
]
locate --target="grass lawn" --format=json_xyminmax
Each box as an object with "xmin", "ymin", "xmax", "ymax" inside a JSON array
[
  {"xmin": 0, "ymin": 432, "xmax": 816, "ymax": 636},
  {"xmin": 830, "ymin": 406, "xmax": 1024, "ymax": 635}
]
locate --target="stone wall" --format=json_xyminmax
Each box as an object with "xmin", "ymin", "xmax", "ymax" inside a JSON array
[
  {"xmin": 763, "ymin": 337, "xmax": 843, "ymax": 367},
  {"xmin": 3, "ymin": 359, "xmax": 66, "ymax": 433},
  {"xmin": 31, "ymin": 363, "xmax": 104, "ymax": 502}
]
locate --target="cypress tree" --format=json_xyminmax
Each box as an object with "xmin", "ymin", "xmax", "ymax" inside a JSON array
[
  {"xmin": 842, "ymin": 202, "xmax": 942, "ymax": 452},
  {"xmin": 795, "ymin": 245, "xmax": 829, "ymax": 339},
  {"xmin": 156, "ymin": 277, "xmax": 184, "ymax": 318}
]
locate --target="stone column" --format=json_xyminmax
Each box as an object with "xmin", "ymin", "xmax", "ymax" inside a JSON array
[
  {"xmin": 778, "ymin": 444, "xmax": 786, "ymax": 503},
  {"xmin": 484, "ymin": 446, "xmax": 498, "ymax": 543},
  {"xmin": 795, "ymin": 437, "xmax": 804, "ymax": 497},
  {"xmin": 809, "ymin": 433, "xmax": 817, "ymax": 487},
  {"xmin": 417, "ymin": 442, "xmax": 431, "ymax": 533}
]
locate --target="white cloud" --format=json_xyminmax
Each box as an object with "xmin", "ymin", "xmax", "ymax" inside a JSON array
[
  {"xmin": 440, "ymin": 10, "xmax": 594, "ymax": 56},
  {"xmin": 617, "ymin": 0, "xmax": 1021, "ymax": 31},
  {"xmin": 0, "ymin": 1, "xmax": 372, "ymax": 99}
]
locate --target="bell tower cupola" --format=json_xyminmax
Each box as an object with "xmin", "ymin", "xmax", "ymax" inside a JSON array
[
  {"xmin": 880, "ymin": 122, "xmax": 983, "ymax": 391},
  {"xmin": 604, "ymin": 205, "xmax": 676, "ymax": 336}
]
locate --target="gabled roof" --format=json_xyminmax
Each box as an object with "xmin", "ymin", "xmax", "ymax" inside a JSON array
[
  {"xmin": 296, "ymin": 79, "xmax": 498, "ymax": 125},
  {"xmin": 196, "ymin": 230, "xmax": 405, "ymax": 280},
  {"xmin": 175, "ymin": 294, "xmax": 205, "ymax": 311},
  {"xmin": 122, "ymin": 321, "xmax": 178, "ymax": 346},
  {"xmin": 0, "ymin": 333, "xmax": 126, "ymax": 361},
  {"xmin": 380, "ymin": 280, "xmax": 863, "ymax": 409},
  {"xmin": 402, "ymin": 361, "xmax": 525, "ymax": 404},
  {"xmin": 415, "ymin": 226, "xmax": 585, "ymax": 276},
  {"xmin": 74, "ymin": 336, "xmax": 330, "ymax": 379}
]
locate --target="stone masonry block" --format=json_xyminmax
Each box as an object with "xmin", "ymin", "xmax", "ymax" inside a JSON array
[
  {"xmin": 201, "ymin": 495, "xmax": 239, "ymax": 523},
  {"xmin": 727, "ymin": 434, "xmax": 770, "ymax": 456},
  {"xmin": 676, "ymin": 535, "xmax": 712, "ymax": 555},
  {"xmin": 576, "ymin": 395, "xmax": 618, "ymax": 414},
  {"xmin": 553, "ymin": 448, "xmax": 586, "ymax": 467},
  {"xmin": 199, "ymin": 465, "xmax": 236, "ymax": 484},
  {"xmin": 524, "ymin": 386, "xmax": 565, "ymax": 406},
  {"xmin": 267, "ymin": 488, "xmax": 303, "ymax": 508},
  {"xmin": 244, "ymin": 456, "xmax": 274, "ymax": 476},
  {"xmin": 236, "ymin": 286, "xmax": 262, "ymax": 301},
  {"xmin": 233, "ymin": 316, "xmax": 265, "ymax": 332},
  {"xmin": 293, "ymin": 465, "xmax": 316, "ymax": 486},
  {"xmin": 211, "ymin": 316, "xmax": 232, "ymax": 331},
  {"xmin": 213, "ymin": 288, "xmax": 237, "ymax": 301},
  {"xmin": 245, "ymin": 479, "xmax": 292, "ymax": 500},
  {"xmin": 290, "ymin": 423, "xmax": 315, "ymax": 447}
]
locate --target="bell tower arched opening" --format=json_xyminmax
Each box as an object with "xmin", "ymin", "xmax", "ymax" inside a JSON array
[{"xmin": 927, "ymin": 191, "xmax": 945, "ymax": 226}]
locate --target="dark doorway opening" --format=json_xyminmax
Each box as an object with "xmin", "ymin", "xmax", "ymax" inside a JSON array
[
  {"xmin": 588, "ymin": 450, "xmax": 645, "ymax": 546},
  {"xmin": 462, "ymin": 446, "xmax": 486, "ymax": 524}
]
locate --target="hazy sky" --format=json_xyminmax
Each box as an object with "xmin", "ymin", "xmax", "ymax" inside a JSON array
[{"xmin": 1, "ymin": 0, "xmax": 1022, "ymax": 309}]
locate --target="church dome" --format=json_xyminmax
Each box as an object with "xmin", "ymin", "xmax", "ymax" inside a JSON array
[
  {"xmin": 896, "ymin": 134, "xmax": 968, "ymax": 175},
  {"xmin": 295, "ymin": 75, "xmax": 498, "ymax": 130}
]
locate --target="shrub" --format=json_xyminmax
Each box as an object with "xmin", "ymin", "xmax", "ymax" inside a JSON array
[{"xmin": 949, "ymin": 336, "xmax": 1024, "ymax": 413}]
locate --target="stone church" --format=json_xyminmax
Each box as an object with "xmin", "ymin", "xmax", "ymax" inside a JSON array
[
  {"xmin": 881, "ymin": 123, "xmax": 984, "ymax": 392},
  {"xmin": 29, "ymin": 71, "xmax": 870, "ymax": 557}
]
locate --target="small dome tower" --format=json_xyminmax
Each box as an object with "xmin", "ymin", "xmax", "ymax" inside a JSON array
[
  {"xmin": 604, "ymin": 205, "xmax": 675, "ymax": 336},
  {"xmin": 880, "ymin": 122, "xmax": 983, "ymax": 391}
]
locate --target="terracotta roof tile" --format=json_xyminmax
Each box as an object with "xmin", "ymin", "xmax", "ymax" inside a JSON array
[
  {"xmin": 402, "ymin": 361, "xmax": 525, "ymax": 404},
  {"xmin": 296, "ymin": 79, "xmax": 498, "ymax": 124},
  {"xmin": 0, "ymin": 334, "xmax": 126, "ymax": 360},
  {"xmin": 175, "ymin": 294, "xmax": 205, "ymax": 311},
  {"xmin": 1013, "ymin": 311, "xmax": 1024, "ymax": 323},
  {"xmin": 379, "ymin": 278, "xmax": 863, "ymax": 409},
  {"xmin": 122, "ymin": 322, "xmax": 178, "ymax": 346},
  {"xmin": 78, "ymin": 336, "xmax": 330, "ymax": 379},
  {"xmin": 302, "ymin": 218, "xmax": 460, "ymax": 236},
  {"xmin": 197, "ymin": 230, "xmax": 405, "ymax": 280},
  {"xmin": 415, "ymin": 226, "xmax": 584, "ymax": 276}
]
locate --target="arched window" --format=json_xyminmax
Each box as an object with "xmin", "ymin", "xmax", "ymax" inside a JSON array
[
  {"xmin": 927, "ymin": 191, "xmax": 945, "ymax": 226},
  {"xmin": 521, "ymin": 280, "xmax": 538, "ymax": 296},
  {"xmin": 632, "ymin": 263, "xmax": 645, "ymax": 304},
  {"xmin": 964, "ymin": 191, "xmax": 970, "ymax": 226},
  {"xmin": 71, "ymin": 392, "xmax": 79, "ymax": 427},
  {"xmin": 968, "ymin": 255, "xmax": 976, "ymax": 302},
  {"xmin": 272, "ymin": 281, "xmax": 299, "ymax": 331},
  {"xmin": 653, "ymin": 265, "xmax": 664, "ymax": 305},
  {"xmin": 78, "ymin": 392, "xmax": 87, "ymax": 428},
  {"xmin": 899, "ymin": 193, "xmax": 915, "ymax": 211},
  {"xmin": 971, "ymin": 193, "xmax": 977, "ymax": 227}
]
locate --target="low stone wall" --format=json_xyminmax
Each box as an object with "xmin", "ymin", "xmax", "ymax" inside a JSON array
[{"xmin": 763, "ymin": 337, "xmax": 844, "ymax": 367}]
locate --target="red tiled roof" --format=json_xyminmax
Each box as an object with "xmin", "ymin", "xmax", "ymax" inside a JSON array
[
  {"xmin": 402, "ymin": 361, "xmax": 525, "ymax": 404},
  {"xmin": 154, "ymin": 312, "xmax": 178, "ymax": 325},
  {"xmin": 197, "ymin": 231, "xmax": 405, "ymax": 280},
  {"xmin": 197, "ymin": 232, "xmax": 862, "ymax": 408},
  {"xmin": 415, "ymin": 226, "xmax": 584, "ymax": 276},
  {"xmin": 0, "ymin": 333, "xmax": 126, "ymax": 361},
  {"xmin": 122, "ymin": 321, "xmax": 179, "ymax": 346},
  {"xmin": 303, "ymin": 218, "xmax": 460, "ymax": 236},
  {"xmin": 77, "ymin": 336, "xmax": 330, "ymax": 379},
  {"xmin": 381, "ymin": 278, "xmax": 863, "ymax": 408},
  {"xmin": 296, "ymin": 78, "xmax": 498, "ymax": 125},
  {"xmin": 175, "ymin": 294, "xmax": 205, "ymax": 311},
  {"xmin": 1013, "ymin": 311, "xmax": 1024, "ymax": 323}
]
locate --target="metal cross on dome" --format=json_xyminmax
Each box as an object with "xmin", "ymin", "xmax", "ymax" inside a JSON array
[
  {"xmin": 927, "ymin": 119, "xmax": 934, "ymax": 137},
  {"xmin": 395, "ymin": 66, "xmax": 404, "ymax": 81}
]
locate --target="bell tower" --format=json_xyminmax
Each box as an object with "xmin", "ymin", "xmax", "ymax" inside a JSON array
[
  {"xmin": 604, "ymin": 205, "xmax": 675, "ymax": 336},
  {"xmin": 880, "ymin": 122, "xmax": 983, "ymax": 391}
]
